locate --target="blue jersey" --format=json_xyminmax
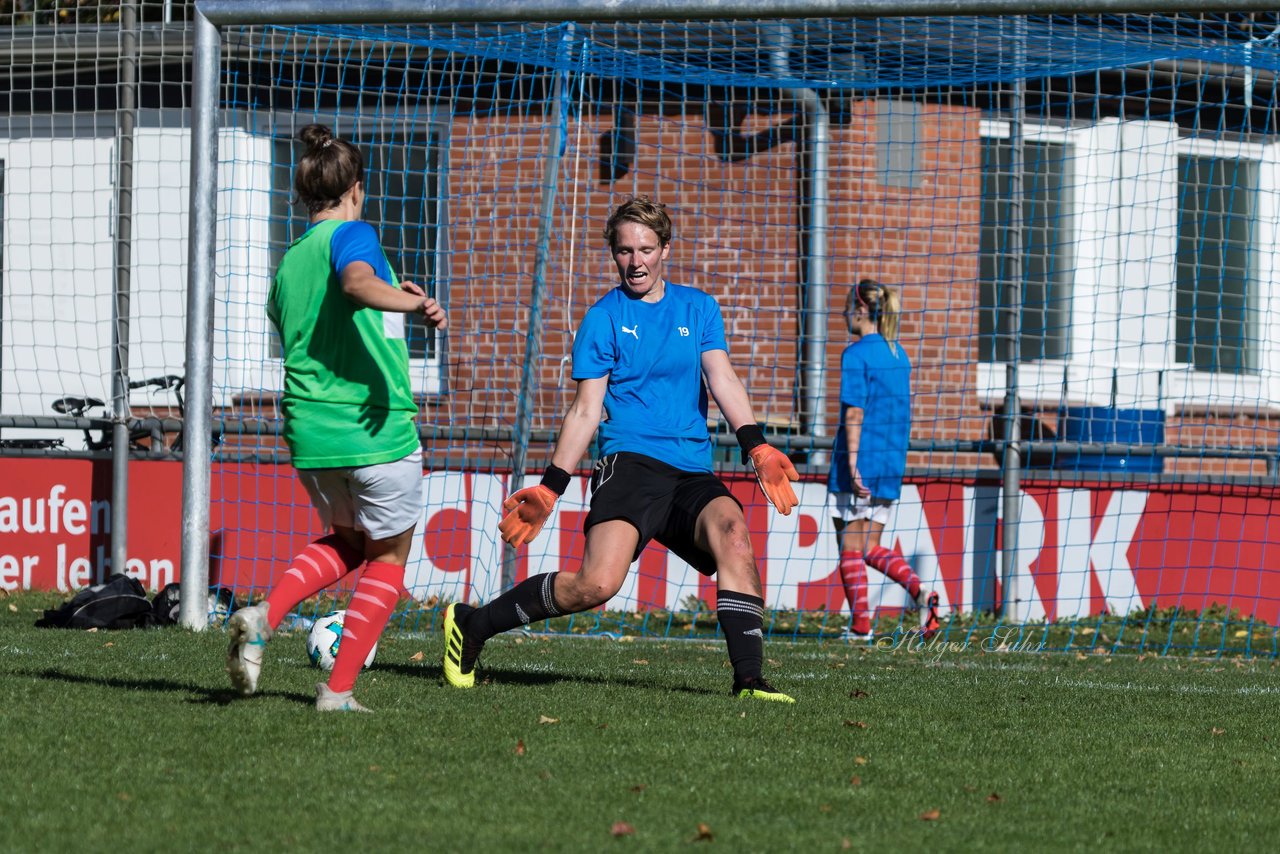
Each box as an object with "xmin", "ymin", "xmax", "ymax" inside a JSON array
[
  {"xmin": 828, "ymin": 333, "xmax": 912, "ymax": 500},
  {"xmin": 572, "ymin": 282, "xmax": 728, "ymax": 473}
]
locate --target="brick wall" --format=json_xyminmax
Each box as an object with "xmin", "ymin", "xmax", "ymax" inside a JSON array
[{"xmin": 436, "ymin": 99, "xmax": 991, "ymax": 472}]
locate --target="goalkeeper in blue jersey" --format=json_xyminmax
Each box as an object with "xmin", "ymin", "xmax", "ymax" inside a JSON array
[
  {"xmin": 827, "ymin": 279, "xmax": 938, "ymax": 641},
  {"xmin": 442, "ymin": 196, "xmax": 799, "ymax": 702}
]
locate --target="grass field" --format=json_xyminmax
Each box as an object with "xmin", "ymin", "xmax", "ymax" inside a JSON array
[{"xmin": 2, "ymin": 591, "xmax": 1278, "ymax": 852}]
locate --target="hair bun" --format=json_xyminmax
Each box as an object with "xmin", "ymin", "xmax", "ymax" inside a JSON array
[{"xmin": 298, "ymin": 123, "xmax": 335, "ymax": 153}]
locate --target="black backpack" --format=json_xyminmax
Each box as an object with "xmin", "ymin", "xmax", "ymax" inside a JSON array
[
  {"xmin": 151, "ymin": 582, "xmax": 182, "ymax": 626},
  {"xmin": 35, "ymin": 574, "xmax": 155, "ymax": 630}
]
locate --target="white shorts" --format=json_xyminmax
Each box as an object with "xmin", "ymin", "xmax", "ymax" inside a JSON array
[
  {"xmin": 297, "ymin": 448, "xmax": 423, "ymax": 541},
  {"xmin": 828, "ymin": 492, "xmax": 895, "ymax": 527}
]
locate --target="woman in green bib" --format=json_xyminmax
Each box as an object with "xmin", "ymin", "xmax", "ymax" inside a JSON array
[{"xmin": 226, "ymin": 124, "xmax": 447, "ymax": 713}]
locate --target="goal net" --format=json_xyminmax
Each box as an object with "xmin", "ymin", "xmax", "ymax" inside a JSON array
[{"xmin": 5, "ymin": 10, "xmax": 1280, "ymax": 653}]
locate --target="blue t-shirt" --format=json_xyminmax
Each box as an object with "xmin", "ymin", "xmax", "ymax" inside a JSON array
[
  {"xmin": 828, "ymin": 333, "xmax": 912, "ymax": 500},
  {"xmin": 327, "ymin": 220, "xmax": 393, "ymax": 282},
  {"xmin": 572, "ymin": 282, "xmax": 728, "ymax": 473}
]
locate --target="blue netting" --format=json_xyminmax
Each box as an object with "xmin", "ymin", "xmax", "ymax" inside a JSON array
[{"xmin": 276, "ymin": 15, "xmax": 1280, "ymax": 90}]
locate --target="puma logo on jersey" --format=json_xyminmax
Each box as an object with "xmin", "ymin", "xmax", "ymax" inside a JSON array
[{"xmin": 621, "ymin": 325, "xmax": 639, "ymax": 340}]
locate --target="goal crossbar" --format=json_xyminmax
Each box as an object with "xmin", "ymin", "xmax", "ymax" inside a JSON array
[{"xmin": 197, "ymin": 0, "xmax": 1280, "ymax": 26}]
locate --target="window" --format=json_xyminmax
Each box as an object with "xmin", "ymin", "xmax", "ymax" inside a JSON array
[
  {"xmin": 365, "ymin": 130, "xmax": 446, "ymax": 361},
  {"xmin": 269, "ymin": 121, "xmax": 447, "ymax": 379},
  {"xmin": 1175, "ymin": 155, "xmax": 1256, "ymax": 375},
  {"xmin": 979, "ymin": 137, "xmax": 1073, "ymax": 363}
]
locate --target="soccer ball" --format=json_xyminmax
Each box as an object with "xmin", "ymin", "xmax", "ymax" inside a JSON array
[
  {"xmin": 306, "ymin": 610, "xmax": 377, "ymax": 672},
  {"xmin": 206, "ymin": 586, "xmax": 237, "ymax": 627}
]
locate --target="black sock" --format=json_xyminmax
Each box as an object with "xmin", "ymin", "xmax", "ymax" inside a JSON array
[
  {"xmin": 717, "ymin": 590, "xmax": 765, "ymax": 684},
  {"xmin": 464, "ymin": 573, "xmax": 563, "ymax": 642}
]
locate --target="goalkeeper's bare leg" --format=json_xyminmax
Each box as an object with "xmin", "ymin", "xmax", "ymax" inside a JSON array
[{"xmin": 443, "ymin": 520, "xmax": 637, "ymax": 688}]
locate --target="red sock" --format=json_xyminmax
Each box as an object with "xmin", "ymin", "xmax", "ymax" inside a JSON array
[
  {"xmin": 328, "ymin": 560, "xmax": 404, "ymax": 693},
  {"xmin": 865, "ymin": 545, "xmax": 920, "ymax": 599},
  {"xmin": 265, "ymin": 534, "xmax": 363, "ymax": 628},
  {"xmin": 838, "ymin": 551, "xmax": 871, "ymax": 635}
]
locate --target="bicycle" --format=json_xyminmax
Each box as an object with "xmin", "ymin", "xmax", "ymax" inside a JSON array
[{"xmin": 51, "ymin": 374, "xmax": 217, "ymax": 456}]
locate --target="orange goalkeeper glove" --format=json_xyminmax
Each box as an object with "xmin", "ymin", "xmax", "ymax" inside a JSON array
[
  {"xmin": 748, "ymin": 444, "xmax": 800, "ymax": 516},
  {"xmin": 498, "ymin": 464, "xmax": 571, "ymax": 547},
  {"xmin": 737, "ymin": 424, "xmax": 799, "ymax": 516}
]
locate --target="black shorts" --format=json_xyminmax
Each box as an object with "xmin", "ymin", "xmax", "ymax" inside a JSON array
[{"xmin": 584, "ymin": 451, "xmax": 740, "ymax": 576}]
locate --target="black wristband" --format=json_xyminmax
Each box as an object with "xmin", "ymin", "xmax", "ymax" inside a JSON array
[
  {"xmin": 735, "ymin": 423, "xmax": 767, "ymax": 464},
  {"xmin": 540, "ymin": 463, "xmax": 571, "ymax": 496}
]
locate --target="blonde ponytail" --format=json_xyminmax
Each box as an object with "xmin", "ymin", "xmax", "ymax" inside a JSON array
[{"xmin": 853, "ymin": 279, "xmax": 902, "ymax": 355}]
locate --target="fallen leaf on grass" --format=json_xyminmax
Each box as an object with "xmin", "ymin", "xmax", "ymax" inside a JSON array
[
  {"xmin": 629, "ymin": 785, "xmax": 647, "ymax": 793},
  {"xmin": 103, "ymin": 642, "xmax": 114, "ymax": 648},
  {"xmin": 611, "ymin": 822, "xmax": 635, "ymax": 837},
  {"xmin": 369, "ymin": 765, "xmax": 382, "ymax": 773},
  {"xmin": 117, "ymin": 792, "xmax": 130, "ymax": 801},
  {"xmin": 515, "ymin": 739, "xmax": 526, "ymax": 756},
  {"xmin": 1075, "ymin": 653, "xmax": 1088, "ymax": 661},
  {"xmin": 692, "ymin": 823, "xmax": 714, "ymax": 842},
  {"xmin": 1212, "ymin": 727, "xmax": 1226, "ymax": 736},
  {"xmin": 409, "ymin": 651, "xmax": 424, "ymax": 662},
  {"xmin": 632, "ymin": 659, "xmax": 649, "ymax": 665},
  {"xmin": 1233, "ymin": 629, "xmax": 1249, "ymax": 638},
  {"xmin": 7, "ymin": 603, "xmax": 16, "ymax": 613},
  {"xmin": 819, "ymin": 804, "xmax": 832, "ymax": 813},
  {"xmin": 539, "ymin": 715, "xmax": 559, "ymax": 725},
  {"xmin": 986, "ymin": 792, "xmax": 1001, "ymax": 803},
  {"xmin": 843, "ymin": 720, "xmax": 868, "ymax": 729},
  {"xmin": 919, "ymin": 809, "xmax": 941, "ymax": 821},
  {"xmin": 849, "ymin": 776, "xmax": 862, "ymax": 787},
  {"xmin": 854, "ymin": 756, "xmax": 868, "ymax": 766},
  {"xmin": 849, "ymin": 688, "xmax": 870, "ymax": 699},
  {"xmin": 841, "ymin": 839, "xmax": 852, "ymax": 850}
]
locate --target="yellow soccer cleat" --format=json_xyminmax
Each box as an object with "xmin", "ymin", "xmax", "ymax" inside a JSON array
[
  {"xmin": 734, "ymin": 676, "xmax": 796, "ymax": 704},
  {"xmin": 443, "ymin": 602, "xmax": 481, "ymax": 688}
]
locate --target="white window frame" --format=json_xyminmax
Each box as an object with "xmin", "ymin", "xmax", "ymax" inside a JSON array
[
  {"xmin": 1166, "ymin": 136, "xmax": 1270, "ymax": 413},
  {"xmin": 976, "ymin": 119, "xmax": 1079, "ymax": 408},
  {"xmin": 977, "ymin": 119, "xmax": 1280, "ymax": 414},
  {"xmin": 248, "ymin": 113, "xmax": 450, "ymax": 400}
]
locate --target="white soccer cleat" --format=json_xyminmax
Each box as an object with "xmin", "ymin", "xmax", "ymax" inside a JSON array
[
  {"xmin": 315, "ymin": 682, "xmax": 372, "ymax": 713},
  {"xmin": 226, "ymin": 601, "xmax": 272, "ymax": 696}
]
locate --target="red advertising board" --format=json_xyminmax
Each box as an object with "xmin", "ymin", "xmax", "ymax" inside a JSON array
[{"xmin": 3, "ymin": 457, "xmax": 1279, "ymax": 624}]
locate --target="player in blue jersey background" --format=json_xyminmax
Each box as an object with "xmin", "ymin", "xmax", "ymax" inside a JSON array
[
  {"xmin": 443, "ymin": 196, "xmax": 800, "ymax": 702},
  {"xmin": 827, "ymin": 279, "xmax": 939, "ymax": 641}
]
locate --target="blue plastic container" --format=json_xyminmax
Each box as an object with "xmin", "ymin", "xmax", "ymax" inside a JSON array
[{"xmin": 1056, "ymin": 407, "xmax": 1165, "ymax": 473}]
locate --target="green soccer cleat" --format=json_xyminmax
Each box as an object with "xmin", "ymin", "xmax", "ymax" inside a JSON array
[
  {"xmin": 443, "ymin": 602, "xmax": 482, "ymax": 688},
  {"xmin": 734, "ymin": 676, "xmax": 796, "ymax": 704}
]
